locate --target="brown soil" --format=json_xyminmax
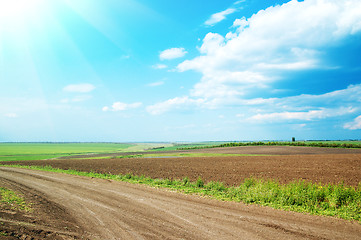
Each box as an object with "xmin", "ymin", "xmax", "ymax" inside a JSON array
[
  {"xmin": 0, "ymin": 178, "xmax": 85, "ymax": 239},
  {"xmin": 5, "ymin": 146, "xmax": 361, "ymax": 186},
  {"xmin": 1, "ymin": 167, "xmax": 361, "ymax": 240}
]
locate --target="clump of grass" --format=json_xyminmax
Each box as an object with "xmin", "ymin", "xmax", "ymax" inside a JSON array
[
  {"xmin": 3, "ymin": 165, "xmax": 361, "ymax": 222},
  {"xmin": 182, "ymin": 176, "xmax": 190, "ymax": 186},
  {"xmin": 196, "ymin": 177, "xmax": 204, "ymax": 188},
  {"xmin": 0, "ymin": 187, "xmax": 31, "ymax": 212}
]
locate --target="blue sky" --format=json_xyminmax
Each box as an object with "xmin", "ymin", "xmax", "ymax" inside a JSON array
[{"xmin": 1, "ymin": 0, "xmax": 361, "ymax": 142}]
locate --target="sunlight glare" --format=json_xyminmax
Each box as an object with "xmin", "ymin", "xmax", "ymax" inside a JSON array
[{"xmin": 0, "ymin": 0, "xmax": 43, "ymax": 19}]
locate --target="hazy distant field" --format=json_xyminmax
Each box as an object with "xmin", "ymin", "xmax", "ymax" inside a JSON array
[{"xmin": 0, "ymin": 142, "xmax": 170, "ymax": 161}]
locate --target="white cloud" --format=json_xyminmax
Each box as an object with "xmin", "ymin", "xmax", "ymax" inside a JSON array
[
  {"xmin": 103, "ymin": 102, "xmax": 142, "ymax": 112},
  {"xmin": 152, "ymin": 64, "xmax": 167, "ymax": 69},
  {"xmin": 147, "ymin": 81, "xmax": 164, "ymax": 87},
  {"xmin": 63, "ymin": 83, "xmax": 95, "ymax": 93},
  {"xmin": 189, "ymin": 70, "xmax": 271, "ymax": 99},
  {"xmin": 102, "ymin": 106, "xmax": 110, "ymax": 112},
  {"xmin": 177, "ymin": 0, "xmax": 361, "ymax": 104},
  {"xmin": 254, "ymin": 84, "xmax": 361, "ymax": 111},
  {"xmin": 160, "ymin": 48, "xmax": 187, "ymax": 60},
  {"xmin": 249, "ymin": 107, "xmax": 356, "ymax": 122},
  {"xmin": 149, "ymin": 0, "xmax": 361, "ymax": 127},
  {"xmin": 147, "ymin": 83, "xmax": 361, "ymax": 125},
  {"xmin": 4, "ymin": 113, "xmax": 17, "ymax": 118},
  {"xmin": 147, "ymin": 96, "xmax": 205, "ymax": 115},
  {"xmin": 205, "ymin": 8, "xmax": 236, "ymax": 26},
  {"xmin": 232, "ymin": 16, "xmax": 248, "ymax": 28},
  {"xmin": 344, "ymin": 115, "xmax": 361, "ymax": 130},
  {"xmin": 234, "ymin": 0, "xmax": 246, "ymax": 5}
]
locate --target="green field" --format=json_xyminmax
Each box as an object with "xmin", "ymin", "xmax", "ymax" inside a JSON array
[{"xmin": 0, "ymin": 142, "xmax": 171, "ymax": 161}]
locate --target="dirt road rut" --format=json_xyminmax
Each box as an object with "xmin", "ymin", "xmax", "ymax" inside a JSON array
[{"xmin": 0, "ymin": 167, "xmax": 360, "ymax": 239}]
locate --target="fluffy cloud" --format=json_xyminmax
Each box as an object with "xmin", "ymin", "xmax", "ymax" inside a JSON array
[
  {"xmin": 344, "ymin": 115, "xmax": 361, "ymax": 130},
  {"xmin": 149, "ymin": 0, "xmax": 361, "ymax": 133},
  {"xmin": 152, "ymin": 64, "xmax": 167, "ymax": 69},
  {"xmin": 249, "ymin": 107, "xmax": 356, "ymax": 122},
  {"xmin": 159, "ymin": 48, "xmax": 187, "ymax": 60},
  {"xmin": 63, "ymin": 83, "xmax": 95, "ymax": 93},
  {"xmin": 148, "ymin": 83, "xmax": 361, "ymax": 125},
  {"xmin": 204, "ymin": 8, "xmax": 236, "ymax": 26},
  {"xmin": 177, "ymin": 0, "xmax": 361, "ymax": 102},
  {"xmin": 147, "ymin": 96, "xmax": 205, "ymax": 115},
  {"xmin": 103, "ymin": 102, "xmax": 142, "ymax": 112}
]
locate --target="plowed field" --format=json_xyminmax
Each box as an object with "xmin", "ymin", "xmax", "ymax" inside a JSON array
[{"xmin": 4, "ymin": 146, "xmax": 361, "ymax": 186}]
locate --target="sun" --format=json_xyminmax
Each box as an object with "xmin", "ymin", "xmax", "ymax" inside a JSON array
[
  {"xmin": 0, "ymin": 0, "xmax": 49, "ymax": 49},
  {"xmin": 0, "ymin": 0, "xmax": 43, "ymax": 22},
  {"xmin": 0, "ymin": 0, "xmax": 34, "ymax": 16}
]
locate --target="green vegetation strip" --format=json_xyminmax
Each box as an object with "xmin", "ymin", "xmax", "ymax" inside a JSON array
[
  {"xmin": 177, "ymin": 141, "xmax": 361, "ymax": 150},
  {"xmin": 2, "ymin": 165, "xmax": 361, "ymax": 222},
  {"xmin": 0, "ymin": 187, "xmax": 31, "ymax": 212}
]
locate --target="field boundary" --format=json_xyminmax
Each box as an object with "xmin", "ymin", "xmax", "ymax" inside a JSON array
[{"xmin": 176, "ymin": 141, "xmax": 361, "ymax": 150}]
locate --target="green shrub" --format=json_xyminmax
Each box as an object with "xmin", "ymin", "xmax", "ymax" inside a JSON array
[
  {"xmin": 196, "ymin": 177, "xmax": 204, "ymax": 188},
  {"xmin": 206, "ymin": 181, "xmax": 226, "ymax": 191},
  {"xmin": 182, "ymin": 176, "xmax": 190, "ymax": 186}
]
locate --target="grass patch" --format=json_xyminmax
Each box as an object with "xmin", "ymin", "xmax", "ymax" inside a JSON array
[
  {"xmin": 0, "ymin": 187, "xmax": 31, "ymax": 212},
  {"xmin": 2, "ymin": 164, "xmax": 360, "ymax": 222}
]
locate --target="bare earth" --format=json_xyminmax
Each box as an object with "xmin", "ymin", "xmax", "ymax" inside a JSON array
[
  {"xmin": 1, "ymin": 146, "xmax": 361, "ymax": 239},
  {"xmin": 7, "ymin": 146, "xmax": 361, "ymax": 186},
  {"xmin": 1, "ymin": 167, "xmax": 361, "ymax": 240}
]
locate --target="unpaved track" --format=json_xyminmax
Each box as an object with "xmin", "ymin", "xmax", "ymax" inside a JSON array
[{"xmin": 1, "ymin": 167, "xmax": 360, "ymax": 239}]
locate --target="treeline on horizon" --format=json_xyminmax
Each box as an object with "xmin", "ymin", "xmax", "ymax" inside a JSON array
[{"xmin": 177, "ymin": 141, "xmax": 361, "ymax": 150}]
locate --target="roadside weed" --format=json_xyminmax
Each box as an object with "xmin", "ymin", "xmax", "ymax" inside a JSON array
[
  {"xmin": 196, "ymin": 177, "xmax": 204, "ymax": 188},
  {"xmin": 0, "ymin": 187, "xmax": 31, "ymax": 212}
]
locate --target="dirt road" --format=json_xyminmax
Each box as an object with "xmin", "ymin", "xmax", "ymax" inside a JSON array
[{"xmin": 1, "ymin": 167, "xmax": 360, "ymax": 239}]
